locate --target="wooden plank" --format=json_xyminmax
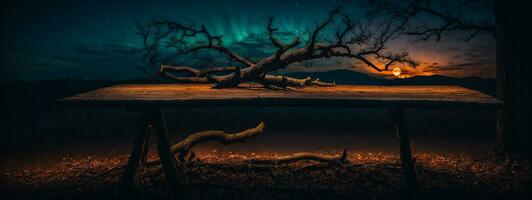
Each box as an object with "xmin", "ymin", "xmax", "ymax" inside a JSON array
[{"xmin": 60, "ymin": 84, "xmax": 502, "ymax": 109}]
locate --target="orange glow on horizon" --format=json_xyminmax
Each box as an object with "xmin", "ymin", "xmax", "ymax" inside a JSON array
[{"xmin": 392, "ymin": 67, "xmax": 402, "ymax": 76}]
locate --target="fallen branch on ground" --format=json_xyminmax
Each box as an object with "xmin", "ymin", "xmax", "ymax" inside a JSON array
[
  {"xmin": 172, "ymin": 122, "xmax": 266, "ymax": 161},
  {"xmin": 145, "ymin": 122, "xmax": 348, "ymax": 167},
  {"xmin": 240, "ymin": 150, "xmax": 349, "ymax": 166},
  {"xmin": 146, "ymin": 122, "xmax": 265, "ymax": 165}
]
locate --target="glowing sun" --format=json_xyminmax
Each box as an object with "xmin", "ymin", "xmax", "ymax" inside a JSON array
[{"xmin": 392, "ymin": 67, "xmax": 402, "ymax": 77}]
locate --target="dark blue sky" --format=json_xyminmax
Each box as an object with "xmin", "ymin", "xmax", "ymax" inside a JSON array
[{"xmin": 1, "ymin": 0, "xmax": 495, "ymax": 81}]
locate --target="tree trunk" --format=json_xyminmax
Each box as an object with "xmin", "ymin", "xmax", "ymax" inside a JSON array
[{"xmin": 495, "ymin": 0, "xmax": 532, "ymax": 154}]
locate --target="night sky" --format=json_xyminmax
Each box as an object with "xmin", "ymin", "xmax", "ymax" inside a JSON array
[{"xmin": 1, "ymin": 0, "xmax": 495, "ymax": 81}]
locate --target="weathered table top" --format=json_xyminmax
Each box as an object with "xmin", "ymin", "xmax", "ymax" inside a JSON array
[{"xmin": 60, "ymin": 84, "xmax": 502, "ymax": 109}]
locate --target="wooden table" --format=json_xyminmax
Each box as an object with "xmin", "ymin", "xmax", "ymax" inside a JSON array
[{"xmin": 61, "ymin": 84, "xmax": 502, "ymax": 194}]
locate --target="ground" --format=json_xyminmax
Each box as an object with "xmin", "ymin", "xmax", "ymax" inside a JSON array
[{"xmin": 1, "ymin": 145, "xmax": 531, "ymax": 200}]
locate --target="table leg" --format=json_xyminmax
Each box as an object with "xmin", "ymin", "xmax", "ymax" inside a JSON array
[
  {"xmin": 389, "ymin": 106, "xmax": 420, "ymax": 197},
  {"xmin": 496, "ymin": 107, "xmax": 505, "ymax": 151},
  {"xmin": 139, "ymin": 125, "xmax": 152, "ymax": 167},
  {"xmin": 120, "ymin": 111, "xmax": 150, "ymax": 188},
  {"xmin": 149, "ymin": 108, "xmax": 180, "ymax": 187}
]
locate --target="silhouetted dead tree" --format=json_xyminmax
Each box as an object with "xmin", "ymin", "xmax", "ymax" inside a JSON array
[{"xmin": 138, "ymin": 7, "xmax": 418, "ymax": 88}]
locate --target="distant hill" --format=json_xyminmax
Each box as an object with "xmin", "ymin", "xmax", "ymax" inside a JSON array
[{"xmin": 283, "ymin": 69, "xmax": 496, "ymax": 96}]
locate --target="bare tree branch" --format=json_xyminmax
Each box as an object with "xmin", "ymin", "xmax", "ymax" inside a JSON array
[
  {"xmin": 307, "ymin": 6, "xmax": 342, "ymax": 49},
  {"xmin": 138, "ymin": 6, "xmax": 419, "ymax": 88},
  {"xmin": 371, "ymin": 0, "xmax": 495, "ymax": 41},
  {"xmin": 267, "ymin": 17, "xmax": 301, "ymax": 55},
  {"xmin": 143, "ymin": 20, "xmax": 255, "ymax": 67}
]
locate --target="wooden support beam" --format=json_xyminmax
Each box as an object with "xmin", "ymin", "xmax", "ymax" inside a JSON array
[
  {"xmin": 496, "ymin": 108, "xmax": 505, "ymax": 152},
  {"xmin": 120, "ymin": 111, "xmax": 150, "ymax": 188},
  {"xmin": 139, "ymin": 125, "xmax": 152, "ymax": 167},
  {"xmin": 148, "ymin": 109, "xmax": 180, "ymax": 187},
  {"xmin": 389, "ymin": 106, "xmax": 420, "ymax": 197}
]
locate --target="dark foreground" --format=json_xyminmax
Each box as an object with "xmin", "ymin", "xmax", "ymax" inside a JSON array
[
  {"xmin": 1, "ymin": 148, "xmax": 531, "ymax": 200},
  {"xmin": 2, "ymin": 80, "xmax": 530, "ymax": 199}
]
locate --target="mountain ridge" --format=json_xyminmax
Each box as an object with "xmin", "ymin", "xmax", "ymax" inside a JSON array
[{"xmin": 283, "ymin": 69, "xmax": 495, "ymax": 95}]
